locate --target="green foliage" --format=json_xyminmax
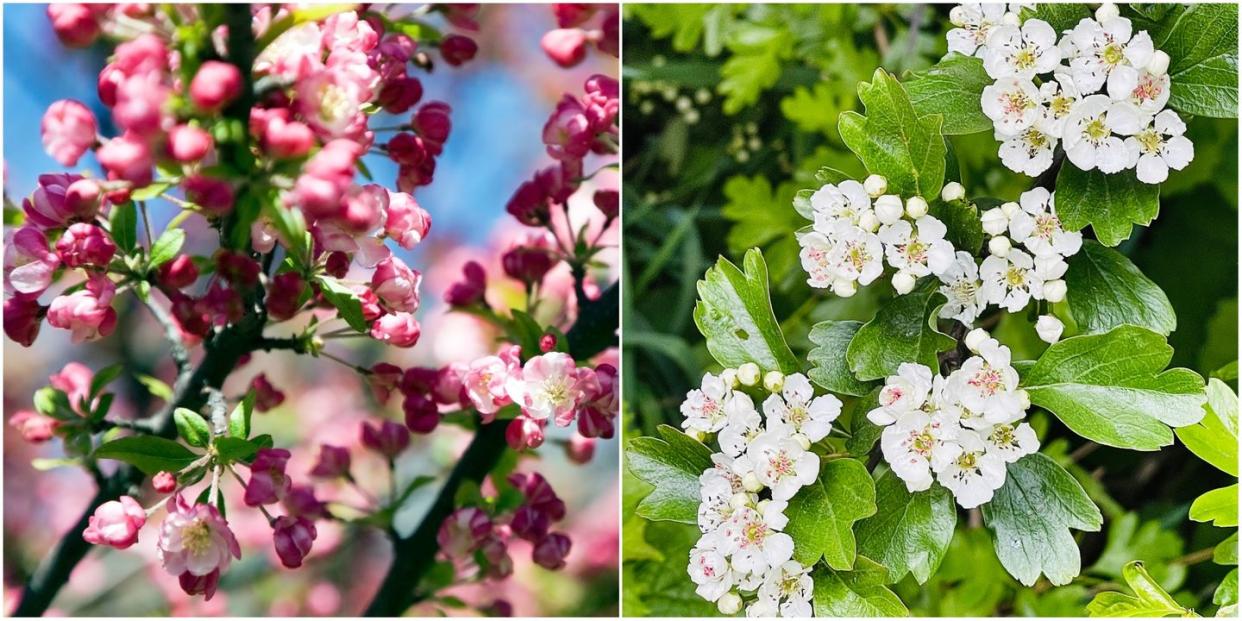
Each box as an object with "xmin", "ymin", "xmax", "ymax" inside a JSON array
[
  {"xmin": 1055, "ymin": 166, "xmax": 1161, "ymax": 247},
  {"xmin": 807, "ymin": 320, "xmax": 876, "ymax": 396},
  {"xmin": 839, "ymin": 69, "xmax": 946, "ymax": 200},
  {"xmin": 785, "ymin": 458, "xmax": 876, "ymax": 570},
  {"xmin": 148, "ymin": 228, "xmax": 186, "ymax": 268},
  {"xmin": 856, "ymin": 469, "xmax": 957, "ymax": 585},
  {"xmin": 846, "ymin": 279, "xmax": 954, "ymax": 381},
  {"xmin": 1065, "ymin": 241, "xmax": 1177, "ymax": 336},
  {"xmin": 316, "ymin": 275, "xmax": 368, "ymax": 332},
  {"xmin": 1086, "ymin": 561, "xmax": 1195, "ymax": 617},
  {"xmin": 173, "ymin": 407, "xmax": 211, "ymax": 448},
  {"xmin": 94, "ymin": 435, "xmax": 198, "ymax": 475},
  {"xmin": 904, "ymin": 54, "xmax": 991, "ymax": 135},
  {"xmin": 693, "ymin": 249, "xmax": 800, "ymax": 374},
  {"xmin": 1148, "ymin": 3, "xmax": 1240, "ymax": 119},
  {"xmin": 1176, "ymin": 378, "xmax": 1239, "ymax": 476},
  {"xmin": 626, "ymin": 425, "xmax": 713, "ymax": 524},
  {"xmin": 812, "ymin": 557, "xmax": 910, "ymax": 617},
  {"xmin": 109, "ymin": 202, "xmax": 138, "ymax": 254},
  {"xmin": 1189, "ymin": 485, "xmax": 1238, "ymax": 528}
]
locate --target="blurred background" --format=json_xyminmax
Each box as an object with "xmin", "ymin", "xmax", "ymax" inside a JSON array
[
  {"xmin": 4, "ymin": 4, "xmax": 618, "ymax": 616},
  {"xmin": 621, "ymin": 4, "xmax": 1237, "ymax": 617}
]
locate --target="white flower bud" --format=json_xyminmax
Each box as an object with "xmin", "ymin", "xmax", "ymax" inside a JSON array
[
  {"xmin": 756, "ymin": 499, "xmax": 771, "ymax": 514},
  {"xmin": 720, "ymin": 368, "xmax": 738, "ymax": 388},
  {"xmin": 832, "ymin": 278, "xmax": 857, "ymax": 298},
  {"xmin": 1002, "ymin": 10, "xmax": 1021, "ymax": 26},
  {"xmin": 1043, "ymin": 279, "xmax": 1068, "ymax": 303},
  {"xmin": 858, "ymin": 211, "xmax": 881, "ymax": 233},
  {"xmin": 892, "ymin": 271, "xmax": 917, "ymax": 295},
  {"xmin": 1000, "ymin": 201, "xmax": 1020, "ymax": 218},
  {"xmin": 981, "ymin": 207, "xmax": 1009, "ymax": 236},
  {"xmin": 730, "ymin": 491, "xmax": 752, "ymax": 508},
  {"xmin": 988, "ymin": 235, "xmax": 1012, "ymax": 257},
  {"xmin": 1036, "ymin": 315, "xmax": 1065, "ymax": 344},
  {"xmin": 738, "ymin": 363, "xmax": 760, "ymax": 387},
  {"xmin": 941, "ymin": 181, "xmax": 966, "ymax": 202},
  {"xmin": 864, "ymin": 174, "xmax": 888, "ymax": 197},
  {"xmin": 1095, "ymin": 2, "xmax": 1120, "ymax": 22},
  {"xmin": 1147, "ymin": 50, "xmax": 1170, "ymax": 77},
  {"xmin": 905, "ymin": 196, "xmax": 929, "ymax": 219},
  {"xmin": 742, "ymin": 473, "xmax": 763, "ymax": 493},
  {"xmin": 874, "ymin": 195, "xmax": 904, "ymax": 224},
  {"xmin": 965, "ymin": 328, "xmax": 990, "ymax": 353},
  {"xmin": 717, "ymin": 592, "xmax": 743, "ymax": 615},
  {"xmin": 1017, "ymin": 389, "xmax": 1032, "ymax": 411},
  {"xmin": 763, "ymin": 371, "xmax": 785, "ymax": 393},
  {"xmin": 792, "ymin": 433, "xmax": 811, "ymax": 451}
]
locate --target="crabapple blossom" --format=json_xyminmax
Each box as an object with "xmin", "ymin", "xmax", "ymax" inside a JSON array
[
  {"xmin": 153, "ymin": 471, "xmax": 177, "ymax": 494},
  {"xmin": 271, "ymin": 516, "xmax": 317, "ymax": 569},
  {"xmin": 245, "ymin": 448, "xmax": 293, "ymax": 506},
  {"xmin": 438, "ymin": 507, "xmax": 492, "ymax": 557},
  {"xmin": 158, "ymin": 494, "xmax": 241, "ymax": 600},
  {"xmin": 55, "ymin": 223, "xmax": 116, "ymax": 269},
  {"xmin": 82, "ymin": 496, "xmax": 146, "ymax": 549},
  {"xmin": 40, "ymin": 99, "xmax": 97, "ymax": 166},
  {"xmin": 5, "ymin": 227, "xmax": 60, "ymax": 297},
  {"xmin": 360, "ymin": 419, "xmax": 410, "ymax": 459},
  {"xmin": 46, "ymin": 274, "xmax": 118, "ymax": 342},
  {"xmin": 506, "ymin": 352, "xmax": 584, "ymax": 425}
]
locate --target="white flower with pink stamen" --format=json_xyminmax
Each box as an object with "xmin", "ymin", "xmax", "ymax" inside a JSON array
[
  {"xmin": 681, "ymin": 372, "xmax": 734, "ymax": 434},
  {"xmin": 505, "ymin": 352, "xmax": 585, "ymax": 425},
  {"xmin": 735, "ymin": 430, "xmax": 819, "ymax": 502}
]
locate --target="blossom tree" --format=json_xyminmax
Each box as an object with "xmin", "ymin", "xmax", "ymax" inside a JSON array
[{"xmin": 4, "ymin": 3, "xmax": 618, "ymax": 615}]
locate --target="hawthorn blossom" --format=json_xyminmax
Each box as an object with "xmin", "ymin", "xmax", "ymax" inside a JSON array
[
  {"xmin": 1007, "ymin": 188, "xmax": 1082, "ymax": 259},
  {"xmin": 938, "ymin": 251, "xmax": 986, "ymax": 325},
  {"xmin": 718, "ymin": 393, "xmax": 762, "ymax": 458},
  {"xmin": 762, "ymin": 373, "xmax": 841, "ymax": 443},
  {"xmin": 1062, "ymin": 94, "xmax": 1142, "ymax": 173},
  {"xmin": 869, "ymin": 362, "xmax": 935, "ymax": 426},
  {"xmin": 1066, "ymin": 15, "xmax": 1154, "ymax": 96},
  {"xmin": 938, "ymin": 429, "xmax": 1007, "ymax": 508},
  {"xmin": 947, "ymin": 3, "xmax": 1012, "ymax": 57},
  {"xmin": 681, "ymin": 372, "xmax": 733, "ymax": 434},
  {"xmin": 879, "ymin": 215, "xmax": 955, "ymax": 278},
  {"xmin": 983, "ymin": 421, "xmax": 1040, "ymax": 463},
  {"xmin": 689, "ymin": 546, "xmax": 735, "ymax": 602},
  {"xmin": 979, "ymin": 247, "xmax": 1042, "ymax": 312},
  {"xmin": 750, "ymin": 560, "xmax": 814, "ymax": 618},
  {"xmin": 809, "ymin": 180, "xmax": 873, "ymax": 229},
  {"xmin": 981, "ymin": 77, "xmax": 1042, "ymax": 136},
  {"xmin": 880, "ymin": 411, "xmax": 963, "ymax": 493},
  {"xmin": 946, "ymin": 338, "xmax": 1023, "ymax": 426},
  {"xmin": 715, "ymin": 504, "xmax": 794, "ymax": 574},
  {"xmin": 983, "ymin": 19, "xmax": 1061, "ymax": 80},
  {"xmin": 998, "ymin": 124, "xmax": 1058, "ymax": 176},
  {"xmin": 1125, "ymin": 109, "xmax": 1195, "ymax": 184},
  {"xmin": 736, "ymin": 430, "xmax": 819, "ymax": 502},
  {"xmin": 825, "ymin": 223, "xmax": 885, "ymax": 286},
  {"xmin": 1037, "ymin": 74, "xmax": 1082, "ymax": 138}
]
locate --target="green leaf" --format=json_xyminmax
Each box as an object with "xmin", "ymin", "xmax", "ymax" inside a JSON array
[
  {"xmin": 904, "ymin": 53, "xmax": 992, "ymax": 135},
  {"xmin": 1065, "ymin": 241, "xmax": 1177, "ymax": 336},
  {"xmin": 846, "ymin": 279, "xmax": 954, "ymax": 381},
  {"xmin": 263, "ymin": 201, "xmax": 309, "ymax": 266},
  {"xmin": 507, "ymin": 310, "xmax": 546, "ymax": 357},
  {"xmin": 1019, "ymin": 325, "xmax": 1207, "ymax": 450},
  {"xmin": 1054, "ymin": 166, "xmax": 1161, "ymax": 247},
  {"xmin": 1027, "ymin": 4, "xmax": 1091, "ymax": 32},
  {"xmin": 1216, "ymin": 532, "xmax": 1238, "ymax": 566},
  {"xmin": 845, "ymin": 388, "xmax": 884, "ymax": 457},
  {"xmin": 137, "ymin": 374, "xmax": 174, "ymax": 402},
  {"xmin": 214, "ymin": 436, "xmax": 262, "ymax": 464},
  {"xmin": 1190, "ymin": 484, "xmax": 1238, "ymax": 527},
  {"xmin": 110, "ymin": 202, "xmax": 138, "ymax": 253},
  {"xmin": 129, "ymin": 181, "xmax": 171, "ymax": 201},
  {"xmin": 94, "ymin": 435, "xmax": 198, "ymax": 475},
  {"xmin": 786, "ymin": 458, "xmax": 877, "ymax": 570},
  {"xmin": 807, "ymin": 321, "xmax": 876, "ymax": 397},
  {"xmin": 1086, "ymin": 561, "xmax": 1194, "ymax": 617},
  {"xmin": 228, "ymin": 391, "xmax": 256, "ymax": 439},
  {"xmin": 928, "ymin": 197, "xmax": 985, "ymax": 255},
  {"xmin": 812, "ymin": 556, "xmax": 910, "ymax": 617},
  {"xmin": 316, "ymin": 276, "xmax": 369, "ymax": 332},
  {"xmin": 148, "ymin": 228, "xmax": 186, "ymax": 268},
  {"xmin": 856, "ymin": 469, "xmax": 957, "ymax": 585},
  {"xmin": 1216, "ymin": 568, "xmax": 1239, "ymax": 608},
  {"xmin": 1176, "ymin": 378, "xmax": 1239, "ymax": 475},
  {"xmin": 88, "ymin": 363, "xmax": 124, "ymax": 401},
  {"xmin": 693, "ymin": 249, "xmax": 799, "ymax": 374},
  {"xmin": 34, "ymin": 387, "xmax": 76, "ymax": 421},
  {"xmin": 1089, "ymin": 512, "xmax": 1188, "ymax": 593},
  {"xmin": 981, "ymin": 452, "xmax": 1103, "ymax": 586},
  {"xmin": 839, "ymin": 68, "xmax": 946, "ymax": 200},
  {"xmin": 626, "ymin": 425, "xmax": 713, "ymax": 523},
  {"xmin": 173, "ymin": 408, "xmax": 211, "ymax": 448},
  {"xmin": 1151, "ymin": 4, "xmax": 1239, "ymax": 119}
]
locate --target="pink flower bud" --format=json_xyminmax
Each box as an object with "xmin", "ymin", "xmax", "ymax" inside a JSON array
[
  {"xmin": 113, "ymin": 34, "xmax": 168, "ymax": 77},
  {"xmin": 444, "ymin": 261, "xmax": 487, "ymax": 306},
  {"xmin": 370, "ymin": 312, "xmax": 421, "ymax": 348},
  {"xmin": 501, "ymin": 242, "xmax": 557, "ymax": 285},
  {"xmin": 167, "ymin": 124, "xmax": 213, "ymax": 162},
  {"xmin": 82, "ymin": 495, "xmax": 146, "ymax": 549},
  {"xmin": 480, "ymin": 535, "xmax": 514, "ymax": 578},
  {"xmin": 153, "ymin": 471, "xmax": 177, "ymax": 494},
  {"xmin": 97, "ymin": 133, "xmax": 153, "ymax": 187},
  {"xmin": 5, "ymin": 226, "xmax": 60, "ymax": 297},
  {"xmin": 265, "ymin": 272, "xmax": 305, "ymax": 321},
  {"xmin": 158, "ymin": 254, "xmax": 199, "ymax": 289},
  {"xmin": 484, "ymin": 600, "xmax": 514, "ymax": 617},
  {"xmin": 324, "ymin": 251, "xmax": 351, "ymax": 278},
  {"xmin": 283, "ymin": 484, "xmax": 328, "ymax": 520},
  {"xmin": 47, "ymin": 4, "xmax": 101, "ymax": 47},
  {"xmin": 309, "ymin": 444, "xmax": 351, "ymax": 479},
  {"xmin": 360, "ymin": 419, "xmax": 410, "ymax": 459},
  {"xmin": 250, "ymin": 373, "xmax": 286, "ymax": 412},
  {"xmin": 578, "ymin": 364, "xmax": 618, "ymax": 439},
  {"xmin": 509, "ymin": 472, "xmax": 565, "ymax": 520},
  {"xmin": 403, "ymin": 392, "xmax": 439, "ymax": 434},
  {"xmin": 597, "ymin": 8, "xmax": 619, "ymax": 57},
  {"xmin": 566, "ymin": 434, "xmax": 596, "ymax": 464},
  {"xmin": 9, "ymin": 410, "xmax": 58, "ymax": 442},
  {"xmin": 368, "ymin": 362, "xmax": 404, "ymax": 404},
  {"xmin": 541, "ymin": 29, "xmax": 587, "ymax": 68},
  {"xmin": 272, "ymin": 515, "xmax": 317, "ymax": 569},
  {"xmin": 4, "ymin": 296, "xmax": 46, "ymax": 347},
  {"xmin": 371, "ymin": 256, "xmax": 422, "ymax": 313},
  {"xmin": 183, "ymin": 175, "xmax": 235, "ymax": 216},
  {"xmin": 396, "ymin": 158, "xmax": 437, "ymax": 191},
  {"xmin": 56, "ymin": 223, "xmax": 116, "ymax": 269},
  {"xmin": 510, "ymin": 504, "xmax": 550, "ymax": 542},
  {"xmin": 553, "ymin": 3, "xmax": 597, "ymax": 28},
  {"xmin": 215, "ymin": 249, "xmax": 260, "ymax": 287},
  {"xmin": 384, "ymin": 191, "xmax": 431, "ymax": 250},
  {"xmin": 438, "ymin": 4, "xmax": 481, "ymax": 31},
  {"xmin": 64, "ymin": 178, "xmax": 103, "ymax": 220},
  {"xmin": 244, "ymin": 448, "xmax": 292, "ymax": 506},
  {"xmin": 505, "ymin": 179, "xmax": 550, "ymax": 226},
  {"xmin": 437, "ymin": 507, "xmax": 492, "ymax": 557},
  {"xmin": 593, "ymin": 189, "xmax": 618, "ymax": 220},
  {"xmin": 412, "ymin": 102, "xmax": 452, "ymax": 155},
  {"xmin": 531, "ymin": 532, "xmax": 572, "ymax": 570},
  {"xmin": 377, "ymin": 76, "xmax": 424, "ymax": 114},
  {"xmin": 97, "ymin": 63, "xmax": 125, "ymax": 108},
  {"xmin": 506, "ymin": 416, "xmax": 546, "ymax": 450},
  {"xmin": 50, "ymin": 361, "xmax": 94, "ymax": 411},
  {"xmin": 262, "ymin": 117, "xmax": 315, "ymax": 159},
  {"xmin": 542, "ymin": 96, "xmax": 593, "ymax": 161},
  {"xmin": 440, "ymin": 35, "xmax": 478, "ymax": 66},
  {"xmin": 539, "ymin": 333, "xmax": 558, "ymax": 353},
  {"xmin": 24, "ymin": 173, "xmax": 85, "ymax": 230},
  {"xmin": 47, "ymin": 274, "xmax": 117, "ymax": 342},
  {"xmin": 386, "ymin": 132, "xmax": 427, "ymax": 167},
  {"xmin": 41, "ymin": 100, "xmax": 97, "ymax": 166},
  {"xmin": 190, "ymin": 61, "xmax": 243, "ymax": 112},
  {"xmin": 113, "ymin": 73, "xmax": 170, "ymax": 137}
]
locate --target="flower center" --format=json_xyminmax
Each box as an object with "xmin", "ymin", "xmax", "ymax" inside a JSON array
[
  {"xmin": 1013, "ymin": 47, "xmax": 1037, "ymax": 70},
  {"xmin": 1101, "ymin": 43, "xmax": 1125, "ymax": 66},
  {"xmin": 1132, "ymin": 74, "xmax": 1163, "ymax": 103},
  {"xmin": 744, "ymin": 522, "xmax": 766, "ymax": 545},
  {"xmin": 318, "ymin": 84, "xmax": 352, "ymax": 124},
  {"xmin": 1034, "ymin": 213, "xmax": 1059, "ymax": 239},
  {"xmin": 969, "ymin": 366, "xmax": 1005, "ymax": 396},
  {"xmin": 1050, "ymin": 95, "xmax": 1074, "ymax": 118},
  {"xmin": 990, "ymin": 424, "xmax": 1015, "ymax": 447},
  {"xmin": 1002, "ymin": 91, "xmax": 1034, "ymax": 117},
  {"xmin": 769, "ymin": 451, "xmax": 794, "ymax": 478},
  {"xmin": 1084, "ymin": 118, "xmax": 1111, "ymax": 142},
  {"xmin": 912, "ymin": 430, "xmax": 935, "ymax": 455},
  {"xmin": 902, "ymin": 239, "xmax": 929, "ymax": 264},
  {"xmin": 1137, "ymin": 129, "xmax": 1164, "ymax": 154},
  {"xmin": 1005, "ymin": 265, "xmax": 1027, "ymax": 288},
  {"xmin": 845, "ymin": 241, "xmax": 871, "ymax": 271},
  {"xmin": 957, "ymin": 451, "xmax": 979, "ymax": 470},
  {"xmin": 183, "ymin": 520, "xmax": 213, "ymax": 555}
]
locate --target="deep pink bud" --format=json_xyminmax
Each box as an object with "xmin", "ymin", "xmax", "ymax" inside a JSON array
[
  {"xmin": 4, "ymin": 297, "xmax": 45, "ymax": 347},
  {"xmin": 506, "ymin": 179, "xmax": 550, "ymax": 226},
  {"xmin": 9, "ymin": 410, "xmax": 58, "ymax": 442},
  {"xmin": 153, "ymin": 471, "xmax": 177, "ymax": 494},
  {"xmin": 50, "ymin": 361, "xmax": 94, "ymax": 410},
  {"xmin": 283, "ymin": 484, "xmax": 328, "ymax": 519},
  {"xmin": 434, "ymin": 363, "xmax": 468, "ymax": 406},
  {"xmin": 361, "ymin": 419, "xmax": 411, "ymax": 459},
  {"xmin": 371, "ymin": 256, "xmax": 421, "ymax": 313},
  {"xmin": 97, "ymin": 133, "xmax": 153, "ymax": 187},
  {"xmin": 265, "ymin": 272, "xmax": 305, "ymax": 321},
  {"xmin": 593, "ymin": 189, "xmax": 618, "ymax": 220},
  {"xmin": 369, "ymin": 362, "xmax": 404, "ymax": 403},
  {"xmin": 47, "ymin": 4, "xmax": 101, "ymax": 47},
  {"xmin": 386, "ymin": 132, "xmax": 427, "ymax": 167},
  {"xmin": 167, "ymin": 124, "xmax": 213, "ymax": 162},
  {"xmin": 438, "ymin": 4, "xmax": 481, "ymax": 31},
  {"xmin": 82, "ymin": 495, "xmax": 146, "ymax": 549},
  {"xmin": 566, "ymin": 434, "xmax": 595, "ymax": 464},
  {"xmin": 324, "ymin": 251, "xmax": 351, "ymax": 278},
  {"xmin": 597, "ymin": 8, "xmax": 619, "ymax": 57},
  {"xmin": 244, "ymin": 448, "xmax": 292, "ymax": 506},
  {"xmin": 541, "ymin": 29, "xmax": 587, "ymax": 68},
  {"xmin": 553, "ymin": 3, "xmax": 596, "ymax": 28},
  {"xmin": 56, "ymin": 223, "xmax": 116, "ymax": 268},
  {"xmin": 41, "ymin": 99, "xmax": 97, "ymax": 166},
  {"xmin": 64, "ymin": 179, "xmax": 103, "ymax": 220},
  {"xmin": 403, "ymin": 392, "xmax": 439, "ymax": 434},
  {"xmin": 370, "ymin": 312, "xmax": 420, "ymax": 347},
  {"xmin": 183, "ymin": 175, "xmax": 235, "ymax": 216},
  {"xmin": 480, "ymin": 535, "xmax": 514, "ymax": 578},
  {"xmin": 440, "ymin": 35, "xmax": 478, "ymax": 66},
  {"xmin": 158, "ymin": 254, "xmax": 199, "ymax": 289},
  {"xmin": 113, "ymin": 34, "xmax": 168, "ymax": 76},
  {"xmin": 250, "ymin": 373, "xmax": 286, "ymax": 412},
  {"xmin": 262, "ymin": 117, "xmax": 315, "ymax": 159},
  {"xmin": 215, "ymin": 250, "xmax": 260, "ymax": 287},
  {"xmin": 309, "ymin": 444, "xmax": 351, "ymax": 479},
  {"xmin": 543, "ymin": 95, "xmax": 593, "ymax": 161},
  {"xmin": 510, "ymin": 504, "xmax": 550, "ymax": 542},
  {"xmin": 531, "ymin": 532, "xmax": 572, "ymax": 570},
  {"xmin": 272, "ymin": 515, "xmax": 317, "ymax": 569},
  {"xmin": 444, "ymin": 260, "xmax": 487, "ymax": 306},
  {"xmin": 484, "ymin": 600, "xmax": 514, "ymax": 617},
  {"xmin": 47, "ymin": 274, "xmax": 117, "ymax": 342},
  {"xmin": 506, "ymin": 416, "xmax": 546, "ymax": 450},
  {"xmin": 509, "ymin": 472, "xmax": 565, "ymax": 520},
  {"xmin": 437, "ymin": 507, "xmax": 492, "ymax": 557},
  {"xmin": 356, "ymin": 288, "xmax": 384, "ymax": 322},
  {"xmin": 178, "ymin": 569, "xmax": 221, "ymax": 600},
  {"xmin": 190, "ymin": 61, "xmax": 243, "ymax": 112},
  {"xmin": 501, "ymin": 244, "xmax": 557, "ymax": 285},
  {"xmin": 97, "ymin": 63, "xmax": 124, "ymax": 108},
  {"xmin": 412, "ymin": 102, "xmax": 452, "ymax": 154},
  {"xmin": 539, "ymin": 333, "xmax": 557, "ymax": 353},
  {"xmin": 378, "ymin": 76, "xmax": 424, "ymax": 114}
]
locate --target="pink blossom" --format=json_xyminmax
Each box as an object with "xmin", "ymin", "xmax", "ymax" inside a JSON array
[
  {"xmin": 113, "ymin": 72, "xmax": 170, "ymax": 136},
  {"xmin": 566, "ymin": 434, "xmax": 596, "ymax": 464},
  {"xmin": 23, "ymin": 173, "xmax": 85, "ymax": 230},
  {"xmin": 403, "ymin": 392, "xmax": 439, "ymax": 434},
  {"xmin": 505, "ymin": 352, "xmax": 584, "ymax": 425},
  {"xmin": 97, "ymin": 133, "xmax": 154, "ymax": 187},
  {"xmin": 440, "ymin": 35, "xmax": 478, "ymax": 66},
  {"xmin": 542, "ymin": 95, "xmax": 593, "ymax": 160},
  {"xmin": 321, "ymin": 10, "xmax": 379, "ymax": 53},
  {"xmin": 593, "ymin": 189, "xmax": 618, "ymax": 220},
  {"xmin": 261, "ymin": 116, "xmax": 315, "ymax": 159},
  {"xmin": 437, "ymin": 507, "xmax": 491, "ymax": 557},
  {"xmin": 434, "ymin": 363, "xmax": 468, "ymax": 406},
  {"xmin": 412, "ymin": 101, "xmax": 452, "ymax": 155},
  {"xmin": 541, "ymin": 29, "xmax": 587, "ymax": 68},
  {"xmin": 112, "ymin": 34, "xmax": 168, "ymax": 78},
  {"xmin": 250, "ymin": 373, "xmax": 286, "ymax": 412},
  {"xmin": 158, "ymin": 494, "xmax": 241, "ymax": 595},
  {"xmin": 153, "ymin": 471, "xmax": 177, "ymax": 494},
  {"xmin": 4, "ymin": 296, "xmax": 45, "ymax": 347},
  {"xmin": 501, "ymin": 232, "xmax": 559, "ymax": 284},
  {"xmin": 480, "ymin": 535, "xmax": 514, "ymax": 578},
  {"xmin": 368, "ymin": 362, "xmax": 404, "ymax": 403},
  {"xmin": 158, "ymin": 254, "xmax": 199, "ymax": 289},
  {"xmin": 597, "ymin": 8, "xmax": 619, "ymax": 57},
  {"xmin": 554, "ymin": 4, "xmax": 597, "ymax": 28},
  {"xmin": 215, "ymin": 250, "xmax": 260, "ymax": 287},
  {"xmin": 371, "ymin": 257, "xmax": 422, "ymax": 313},
  {"xmin": 64, "ymin": 178, "xmax": 103, "ymax": 220},
  {"xmin": 56, "ymin": 223, "xmax": 116, "ymax": 269},
  {"xmin": 41, "ymin": 100, "xmax": 97, "ymax": 166},
  {"xmin": 444, "ymin": 260, "xmax": 487, "ymax": 306},
  {"xmin": 506, "ymin": 415, "xmax": 546, "ymax": 450},
  {"xmin": 340, "ymin": 183, "xmax": 387, "ymax": 233},
  {"xmin": 577, "ymin": 363, "xmax": 618, "ymax": 439},
  {"xmin": 167, "ymin": 124, "xmax": 214, "ymax": 162},
  {"xmin": 360, "ymin": 419, "xmax": 410, "ymax": 459},
  {"xmin": 9, "ymin": 410, "xmax": 58, "ymax": 442},
  {"xmin": 272, "ymin": 516, "xmax": 317, "ymax": 568},
  {"xmin": 47, "ymin": 274, "xmax": 117, "ymax": 342},
  {"xmin": 463, "ymin": 355, "xmax": 512, "ymax": 416},
  {"xmin": 47, "ymin": 4, "xmax": 101, "ymax": 47},
  {"xmin": 183, "ymin": 175, "xmax": 235, "ymax": 216},
  {"xmin": 5, "ymin": 227, "xmax": 60, "ymax": 297},
  {"xmin": 370, "ymin": 312, "xmax": 421, "ymax": 348},
  {"xmin": 386, "ymin": 132, "xmax": 427, "ymax": 166},
  {"xmin": 265, "ymin": 272, "xmax": 305, "ymax": 321},
  {"xmin": 509, "ymin": 472, "xmax": 566, "ymax": 521},
  {"xmin": 49, "ymin": 361, "xmax": 94, "ymax": 412},
  {"xmin": 83, "ymin": 496, "xmax": 146, "ymax": 549},
  {"xmin": 244, "ymin": 448, "xmax": 292, "ymax": 506},
  {"xmin": 297, "ymin": 67, "xmax": 369, "ymax": 140},
  {"xmin": 509, "ymin": 504, "xmax": 549, "ymax": 542},
  {"xmin": 190, "ymin": 61, "xmax": 242, "ymax": 113},
  {"xmin": 384, "ymin": 191, "xmax": 431, "ymax": 249},
  {"xmin": 531, "ymin": 532, "xmax": 572, "ymax": 570},
  {"xmin": 309, "ymin": 444, "xmax": 351, "ymax": 479}
]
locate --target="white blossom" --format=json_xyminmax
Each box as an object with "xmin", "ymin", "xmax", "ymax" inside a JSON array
[
  {"xmin": 827, "ymin": 222, "xmax": 886, "ymax": 285},
  {"xmin": 1125, "ymin": 109, "xmax": 1194, "ymax": 184},
  {"xmin": 1036, "ymin": 74, "xmax": 1082, "ymax": 138},
  {"xmin": 1067, "ymin": 16, "xmax": 1154, "ymax": 96},
  {"xmin": 751, "ymin": 561, "xmax": 814, "ymax": 618},
  {"xmin": 763, "ymin": 373, "xmax": 842, "ymax": 443},
  {"xmin": 997, "ymin": 123, "xmax": 1058, "ymax": 176},
  {"xmin": 716, "ymin": 504, "xmax": 795, "ymax": 575},
  {"xmin": 1036, "ymin": 314, "xmax": 1065, "ymax": 344},
  {"xmin": 737, "ymin": 430, "xmax": 820, "ymax": 502},
  {"xmin": 878, "ymin": 216, "xmax": 955, "ymax": 278},
  {"xmin": 869, "ymin": 362, "xmax": 935, "ymax": 425},
  {"xmin": 689, "ymin": 545, "xmax": 736, "ymax": 602},
  {"xmin": 983, "ymin": 19, "xmax": 1061, "ymax": 80},
  {"xmin": 681, "ymin": 373, "xmax": 733, "ymax": 434},
  {"xmin": 982, "ymin": 77, "xmax": 1043, "ymax": 136},
  {"xmin": 938, "ymin": 251, "xmax": 987, "ymax": 325},
  {"xmin": 880, "ymin": 411, "xmax": 963, "ymax": 492},
  {"xmin": 938, "ymin": 429, "xmax": 1008, "ymax": 508},
  {"xmin": 1007, "ymin": 187, "xmax": 1083, "ymax": 259},
  {"xmin": 1112, "ymin": 67, "xmax": 1170, "ymax": 114},
  {"xmin": 982, "ymin": 421, "xmax": 1040, "ymax": 462},
  {"xmin": 810, "ymin": 180, "xmax": 873, "ymax": 230},
  {"xmin": 797, "ymin": 230, "xmax": 836, "ymax": 289},
  {"xmin": 719, "ymin": 393, "xmax": 762, "ymax": 458},
  {"xmin": 980, "ymin": 247, "xmax": 1042, "ymax": 312},
  {"xmin": 946, "ymin": 337, "xmax": 1024, "ymax": 425},
  {"xmin": 1061, "ymin": 94, "xmax": 1140, "ymax": 173},
  {"xmin": 948, "ymin": 3, "xmax": 1012, "ymax": 57}
]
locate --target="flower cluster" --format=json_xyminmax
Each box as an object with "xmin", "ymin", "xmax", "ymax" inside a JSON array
[
  {"xmin": 682, "ymin": 365, "xmax": 842, "ymax": 616},
  {"xmin": 797, "ymin": 174, "xmax": 957, "ymax": 297},
  {"xmin": 956, "ymin": 2, "xmax": 1194, "ymax": 182},
  {"xmin": 868, "ymin": 329, "xmax": 1040, "ymax": 508},
  {"xmin": 935, "ymin": 183, "xmax": 1076, "ymax": 342},
  {"xmin": 539, "ymin": 4, "xmax": 619, "ymax": 68}
]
